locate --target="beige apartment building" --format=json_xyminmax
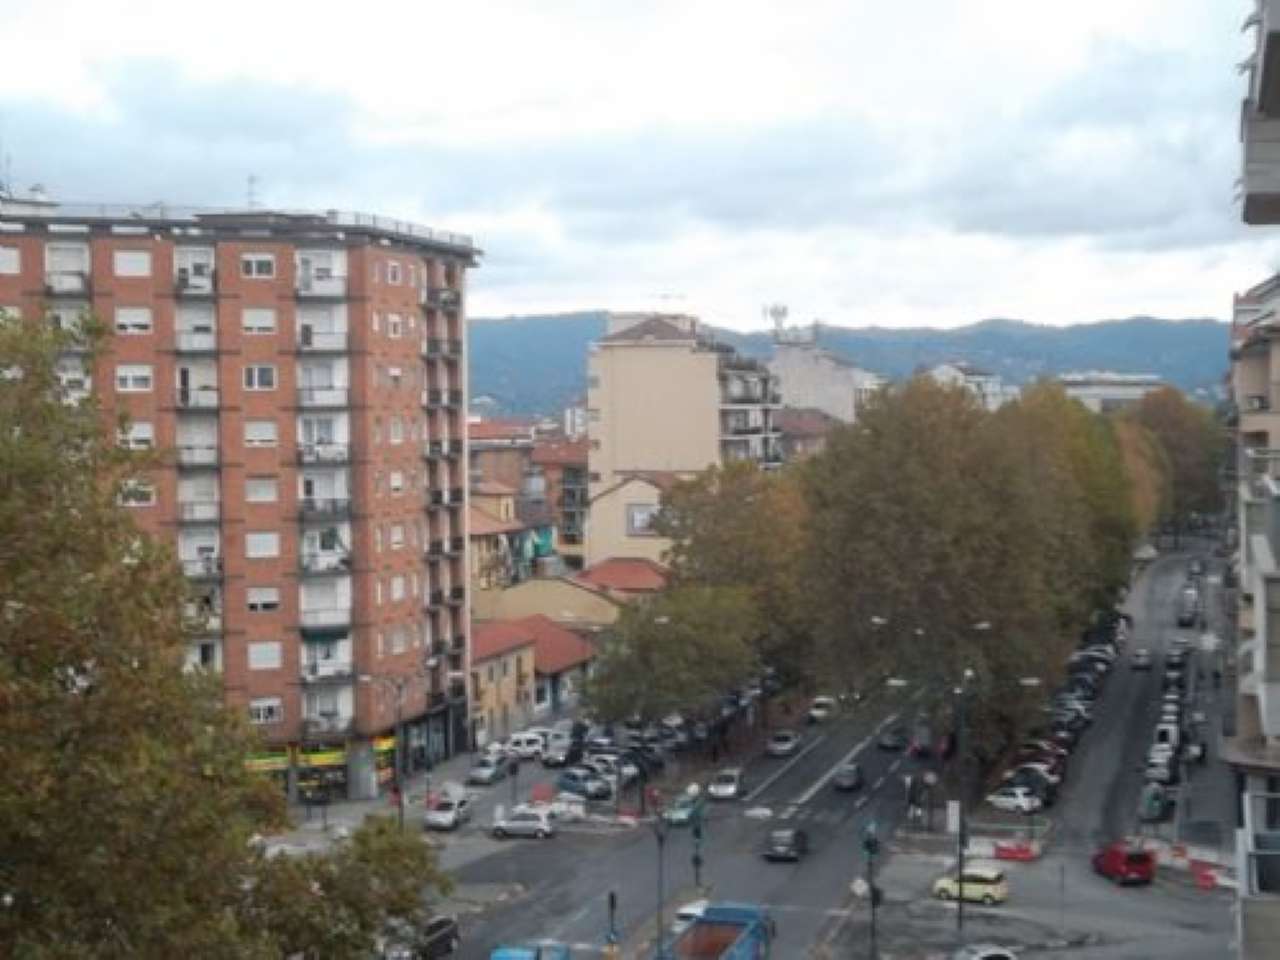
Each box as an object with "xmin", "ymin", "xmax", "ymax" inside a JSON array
[
  {"xmin": 1233, "ymin": 5, "xmax": 1280, "ymax": 948},
  {"xmin": 585, "ymin": 313, "xmax": 781, "ymax": 565},
  {"xmin": 0, "ymin": 196, "xmax": 476, "ymax": 801}
]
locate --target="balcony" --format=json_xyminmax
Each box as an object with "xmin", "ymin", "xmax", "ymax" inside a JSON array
[
  {"xmin": 427, "ymin": 590, "xmax": 445, "ymax": 609},
  {"xmin": 177, "ymin": 445, "xmax": 219, "ymax": 468},
  {"xmin": 299, "ymin": 496, "xmax": 352, "ymax": 521},
  {"xmin": 181, "ymin": 556, "xmax": 223, "ymax": 580},
  {"xmin": 297, "ymin": 387, "xmax": 349, "ymax": 409},
  {"xmin": 449, "ymin": 487, "xmax": 464, "ymax": 505},
  {"xmin": 296, "ymin": 274, "xmax": 347, "ymax": 298},
  {"xmin": 45, "ymin": 271, "xmax": 89, "ymax": 296},
  {"xmin": 301, "ymin": 659, "xmax": 354, "ymax": 682},
  {"xmin": 176, "ymin": 388, "xmax": 220, "ymax": 410},
  {"xmin": 424, "ymin": 286, "xmax": 462, "ymax": 310},
  {"xmin": 299, "ymin": 551, "xmax": 352, "ymax": 575},
  {"xmin": 175, "ymin": 331, "xmax": 218, "ymax": 353},
  {"xmin": 427, "ymin": 539, "xmax": 445, "ymax": 557},
  {"xmin": 448, "ymin": 680, "xmax": 468, "ymax": 701},
  {"xmin": 448, "ymin": 586, "xmax": 465, "ymax": 606},
  {"xmin": 175, "ymin": 269, "xmax": 216, "ymax": 297},
  {"xmin": 424, "ymin": 338, "xmax": 444, "ymax": 358},
  {"xmin": 300, "ymin": 606, "xmax": 352, "ymax": 630},
  {"xmin": 425, "ymin": 441, "xmax": 444, "ymax": 460},
  {"xmin": 297, "ymin": 330, "xmax": 348, "ymax": 353},
  {"xmin": 178, "ymin": 499, "xmax": 220, "ymax": 523},
  {"xmin": 447, "ymin": 390, "xmax": 463, "ymax": 407},
  {"xmin": 298, "ymin": 443, "xmax": 349, "ymax": 465},
  {"xmin": 428, "ymin": 490, "xmax": 445, "ymax": 510},
  {"xmin": 444, "ymin": 339, "xmax": 463, "ymax": 358},
  {"xmin": 447, "ymin": 536, "xmax": 464, "ymax": 555},
  {"xmin": 183, "ymin": 602, "xmax": 222, "ymax": 634},
  {"xmin": 301, "ymin": 715, "xmax": 354, "ymax": 737},
  {"xmin": 446, "ymin": 440, "xmax": 463, "ymax": 459},
  {"xmin": 724, "ymin": 422, "xmax": 764, "ymax": 436},
  {"xmin": 425, "ymin": 389, "xmax": 444, "ymax": 408}
]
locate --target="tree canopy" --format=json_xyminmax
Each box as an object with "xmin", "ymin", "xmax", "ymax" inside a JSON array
[
  {"xmin": 1129, "ymin": 386, "xmax": 1224, "ymax": 526},
  {"xmin": 0, "ymin": 316, "xmax": 448, "ymax": 958}
]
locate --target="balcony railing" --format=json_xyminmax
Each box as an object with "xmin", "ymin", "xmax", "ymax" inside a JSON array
[
  {"xmin": 447, "ymin": 390, "xmax": 463, "ymax": 406},
  {"xmin": 45, "ymin": 271, "xmax": 89, "ymax": 295},
  {"xmin": 449, "ymin": 680, "xmax": 468, "ymax": 701},
  {"xmin": 178, "ymin": 499, "xmax": 221, "ymax": 522},
  {"xmin": 448, "ymin": 536, "xmax": 465, "ymax": 555},
  {"xmin": 298, "ymin": 443, "xmax": 349, "ymax": 465},
  {"xmin": 428, "ymin": 490, "xmax": 445, "ymax": 509},
  {"xmin": 296, "ymin": 275, "xmax": 348, "ymax": 298},
  {"xmin": 297, "ymin": 330, "xmax": 348, "ymax": 352},
  {"xmin": 444, "ymin": 339, "xmax": 463, "ymax": 358},
  {"xmin": 427, "ymin": 590, "xmax": 445, "ymax": 608},
  {"xmin": 183, "ymin": 603, "xmax": 222, "ymax": 633},
  {"xmin": 426, "ymin": 389, "xmax": 443, "ymax": 408},
  {"xmin": 299, "ymin": 551, "xmax": 352, "ymax": 574},
  {"xmin": 176, "ymin": 388, "xmax": 220, "ymax": 409},
  {"xmin": 297, "ymin": 387, "xmax": 349, "ymax": 408},
  {"xmin": 299, "ymin": 496, "xmax": 351, "ymax": 520},
  {"xmin": 177, "ymin": 445, "xmax": 219, "ymax": 468},
  {"xmin": 181, "ymin": 556, "xmax": 223, "ymax": 579},
  {"xmin": 175, "ymin": 269, "xmax": 215, "ymax": 297},
  {"xmin": 425, "ymin": 441, "xmax": 444, "ymax": 460},
  {"xmin": 1246, "ymin": 394, "xmax": 1272, "ymax": 412},
  {"xmin": 447, "ymin": 440, "xmax": 463, "ymax": 457},
  {"xmin": 449, "ymin": 487, "xmax": 464, "ymax": 505},
  {"xmin": 300, "ymin": 606, "xmax": 352, "ymax": 629},
  {"xmin": 301, "ymin": 715, "xmax": 354, "ymax": 737},
  {"xmin": 424, "ymin": 286, "xmax": 462, "ymax": 310},
  {"xmin": 301, "ymin": 659, "xmax": 354, "ymax": 682},
  {"xmin": 427, "ymin": 539, "xmax": 444, "ymax": 557},
  {"xmin": 175, "ymin": 331, "xmax": 217, "ymax": 353},
  {"xmin": 424, "ymin": 338, "xmax": 444, "ymax": 357},
  {"xmin": 448, "ymin": 586, "xmax": 465, "ymax": 605}
]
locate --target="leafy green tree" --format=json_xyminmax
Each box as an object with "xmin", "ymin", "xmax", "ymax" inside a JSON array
[
  {"xmin": 0, "ymin": 316, "xmax": 447, "ymax": 959},
  {"xmin": 581, "ymin": 585, "xmax": 760, "ymax": 724}
]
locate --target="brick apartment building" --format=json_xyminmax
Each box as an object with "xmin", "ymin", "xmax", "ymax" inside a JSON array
[{"xmin": 0, "ymin": 197, "xmax": 477, "ymax": 800}]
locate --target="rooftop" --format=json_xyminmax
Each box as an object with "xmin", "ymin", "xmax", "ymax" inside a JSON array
[
  {"xmin": 471, "ymin": 621, "xmax": 536, "ymax": 662},
  {"xmin": 599, "ymin": 316, "xmax": 699, "ymax": 344},
  {"xmin": 469, "ymin": 505, "xmax": 525, "ymax": 537},
  {"xmin": 532, "ymin": 438, "xmax": 589, "ymax": 467},
  {"xmin": 513, "ymin": 614, "xmax": 597, "ymax": 675},
  {"xmin": 1058, "ymin": 371, "xmax": 1163, "ymax": 386},
  {"xmin": 575, "ymin": 557, "xmax": 669, "ymax": 594},
  {"xmin": 468, "ymin": 418, "xmax": 538, "ymax": 443}
]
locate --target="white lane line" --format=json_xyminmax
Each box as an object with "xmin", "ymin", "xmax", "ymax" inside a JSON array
[
  {"xmin": 854, "ymin": 795, "xmax": 868, "ymax": 810},
  {"xmin": 792, "ymin": 712, "xmax": 900, "ymax": 806},
  {"xmin": 743, "ymin": 734, "xmax": 827, "ymax": 803},
  {"xmin": 889, "ymin": 758, "xmax": 902, "ymax": 774},
  {"xmin": 872, "ymin": 776, "xmax": 885, "ymax": 791}
]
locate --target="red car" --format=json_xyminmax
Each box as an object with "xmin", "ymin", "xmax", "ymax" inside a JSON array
[{"xmin": 1092, "ymin": 842, "xmax": 1155, "ymax": 885}]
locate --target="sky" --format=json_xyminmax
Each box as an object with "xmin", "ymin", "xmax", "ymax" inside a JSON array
[{"xmin": 0, "ymin": 0, "xmax": 1272, "ymax": 331}]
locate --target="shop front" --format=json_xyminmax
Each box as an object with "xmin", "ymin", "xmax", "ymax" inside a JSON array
[{"xmin": 296, "ymin": 745, "xmax": 349, "ymax": 802}]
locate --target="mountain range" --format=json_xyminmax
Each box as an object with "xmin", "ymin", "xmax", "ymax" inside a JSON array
[{"xmin": 469, "ymin": 312, "xmax": 1230, "ymax": 416}]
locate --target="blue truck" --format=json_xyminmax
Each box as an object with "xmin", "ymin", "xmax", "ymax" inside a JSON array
[{"xmin": 669, "ymin": 902, "xmax": 774, "ymax": 959}]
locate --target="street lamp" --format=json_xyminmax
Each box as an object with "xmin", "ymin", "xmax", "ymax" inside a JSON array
[
  {"xmin": 652, "ymin": 814, "xmax": 671, "ymax": 960},
  {"xmin": 954, "ymin": 667, "xmax": 975, "ymax": 942},
  {"xmin": 359, "ymin": 673, "xmax": 410, "ymax": 830}
]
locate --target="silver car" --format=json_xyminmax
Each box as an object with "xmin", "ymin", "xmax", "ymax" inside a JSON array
[
  {"xmin": 466, "ymin": 755, "xmax": 508, "ymax": 785},
  {"xmin": 424, "ymin": 794, "xmax": 472, "ymax": 831},
  {"xmin": 492, "ymin": 807, "xmax": 556, "ymax": 840},
  {"xmin": 766, "ymin": 730, "xmax": 801, "ymax": 757}
]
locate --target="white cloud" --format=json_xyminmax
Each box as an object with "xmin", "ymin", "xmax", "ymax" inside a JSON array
[{"xmin": 0, "ymin": 0, "xmax": 1263, "ymax": 329}]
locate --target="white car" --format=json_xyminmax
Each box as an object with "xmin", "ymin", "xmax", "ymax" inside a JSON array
[
  {"xmin": 707, "ymin": 767, "xmax": 746, "ymax": 800},
  {"xmin": 808, "ymin": 696, "xmax": 837, "ymax": 723},
  {"xmin": 986, "ymin": 786, "xmax": 1042, "ymax": 814},
  {"xmin": 505, "ymin": 732, "xmax": 546, "ymax": 760},
  {"xmin": 423, "ymin": 792, "xmax": 473, "ymax": 831},
  {"xmin": 492, "ymin": 807, "xmax": 556, "ymax": 840},
  {"xmin": 671, "ymin": 899, "xmax": 709, "ymax": 936},
  {"xmin": 766, "ymin": 730, "xmax": 802, "ymax": 757},
  {"xmin": 1003, "ymin": 762, "xmax": 1061, "ymax": 786}
]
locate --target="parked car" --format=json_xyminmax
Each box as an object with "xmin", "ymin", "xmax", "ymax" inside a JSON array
[
  {"xmin": 933, "ymin": 866, "xmax": 1009, "ymax": 905},
  {"xmin": 878, "ymin": 726, "xmax": 909, "ymax": 751},
  {"xmin": 557, "ymin": 766, "xmax": 611, "ymax": 800},
  {"xmin": 761, "ymin": 827, "xmax": 810, "ymax": 862},
  {"xmin": 766, "ymin": 730, "xmax": 802, "ymax": 757},
  {"xmin": 707, "ymin": 767, "xmax": 746, "ymax": 800},
  {"xmin": 1003, "ymin": 762, "xmax": 1061, "ymax": 787},
  {"xmin": 1144, "ymin": 761, "xmax": 1177, "ymax": 785},
  {"xmin": 986, "ymin": 786, "xmax": 1042, "ymax": 814},
  {"xmin": 466, "ymin": 755, "xmax": 508, "ymax": 786},
  {"xmin": 492, "ymin": 807, "xmax": 555, "ymax": 840},
  {"xmin": 662, "ymin": 792, "xmax": 704, "ymax": 826},
  {"xmin": 541, "ymin": 741, "xmax": 584, "ymax": 768},
  {"xmin": 952, "ymin": 947, "xmax": 1018, "ymax": 960},
  {"xmin": 378, "ymin": 914, "xmax": 460, "ymax": 959},
  {"xmin": 424, "ymin": 793, "xmax": 473, "ymax": 831},
  {"xmin": 505, "ymin": 732, "xmax": 546, "ymax": 760},
  {"xmin": 1092, "ymin": 841, "xmax": 1156, "ymax": 885},
  {"xmin": 670, "ymin": 900, "xmax": 709, "ymax": 937},
  {"xmin": 832, "ymin": 762, "xmax": 865, "ymax": 792},
  {"xmin": 1004, "ymin": 768, "xmax": 1057, "ymax": 807},
  {"xmin": 808, "ymin": 696, "xmax": 837, "ymax": 723}
]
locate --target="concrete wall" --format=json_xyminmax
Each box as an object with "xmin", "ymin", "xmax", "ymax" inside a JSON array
[
  {"xmin": 586, "ymin": 477, "xmax": 669, "ymax": 567},
  {"xmin": 768, "ymin": 342, "xmax": 859, "ymax": 423}
]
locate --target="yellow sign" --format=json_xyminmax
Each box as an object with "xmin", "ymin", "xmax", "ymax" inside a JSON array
[
  {"xmin": 373, "ymin": 735, "xmax": 396, "ymax": 753},
  {"xmin": 245, "ymin": 751, "xmax": 290, "ymax": 773},
  {"xmin": 297, "ymin": 748, "xmax": 346, "ymax": 769}
]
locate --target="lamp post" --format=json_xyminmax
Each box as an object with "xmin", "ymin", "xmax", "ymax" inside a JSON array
[
  {"xmin": 652, "ymin": 814, "xmax": 670, "ymax": 959},
  {"xmin": 954, "ymin": 667, "xmax": 975, "ymax": 941},
  {"xmin": 360, "ymin": 673, "xmax": 410, "ymax": 830}
]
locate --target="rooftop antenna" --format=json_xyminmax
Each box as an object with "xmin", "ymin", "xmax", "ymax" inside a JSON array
[
  {"xmin": 247, "ymin": 174, "xmax": 259, "ymax": 210},
  {"xmin": 0, "ymin": 135, "xmax": 11, "ymax": 199}
]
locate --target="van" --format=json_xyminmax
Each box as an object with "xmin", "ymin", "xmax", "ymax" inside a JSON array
[
  {"xmin": 506, "ymin": 732, "xmax": 545, "ymax": 760},
  {"xmin": 1092, "ymin": 841, "xmax": 1155, "ymax": 885}
]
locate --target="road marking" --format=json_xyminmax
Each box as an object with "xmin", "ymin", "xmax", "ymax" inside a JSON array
[
  {"xmin": 889, "ymin": 758, "xmax": 902, "ymax": 774},
  {"xmin": 791, "ymin": 713, "xmax": 900, "ymax": 806},
  {"xmin": 855, "ymin": 796, "xmax": 868, "ymax": 810},
  {"xmin": 873, "ymin": 776, "xmax": 885, "ymax": 791},
  {"xmin": 743, "ymin": 733, "xmax": 827, "ymax": 803},
  {"xmin": 779, "ymin": 804, "xmax": 798, "ymax": 820},
  {"xmin": 744, "ymin": 805, "xmax": 774, "ymax": 819}
]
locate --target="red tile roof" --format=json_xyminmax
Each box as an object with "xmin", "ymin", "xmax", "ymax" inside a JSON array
[
  {"xmin": 471, "ymin": 620, "xmax": 536, "ymax": 662},
  {"xmin": 575, "ymin": 557, "xmax": 669, "ymax": 594},
  {"xmin": 514, "ymin": 614, "xmax": 596, "ymax": 675},
  {"xmin": 532, "ymin": 438, "xmax": 589, "ymax": 467},
  {"xmin": 468, "ymin": 419, "xmax": 536, "ymax": 442},
  {"xmin": 469, "ymin": 505, "xmax": 524, "ymax": 537}
]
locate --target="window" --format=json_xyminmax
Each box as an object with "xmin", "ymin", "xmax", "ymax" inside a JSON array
[
  {"xmin": 626, "ymin": 504, "xmax": 660, "ymax": 536},
  {"xmin": 371, "ymin": 312, "xmax": 380, "ymax": 332},
  {"xmin": 388, "ymin": 416, "xmax": 404, "ymax": 445},
  {"xmin": 248, "ymin": 641, "xmax": 282, "ymax": 670},
  {"xmin": 408, "ymin": 264, "xmax": 417, "ymax": 287},
  {"xmin": 391, "ymin": 626, "xmax": 407, "ymax": 654},
  {"xmin": 388, "ymin": 366, "xmax": 403, "ymax": 387},
  {"xmin": 113, "ymin": 250, "xmax": 152, "ymax": 277},
  {"xmin": 242, "ymin": 307, "xmax": 277, "ymax": 334},
  {"xmin": 389, "ymin": 470, "xmax": 404, "ymax": 494},
  {"xmin": 375, "ymin": 581, "xmax": 383, "ymax": 606},
  {"xmin": 391, "ymin": 575, "xmax": 406, "ymax": 601},
  {"xmin": 119, "ymin": 421, "xmax": 154, "ymax": 450},
  {"xmin": 245, "ymin": 532, "xmax": 280, "ymax": 558},
  {"xmin": 244, "ymin": 420, "xmax": 278, "ymax": 447},
  {"xmin": 387, "ymin": 313, "xmax": 403, "ymax": 338},
  {"xmin": 244, "ymin": 365, "xmax": 277, "ymax": 391},
  {"xmin": 249, "ymin": 697, "xmax": 283, "ymax": 724},
  {"xmin": 0, "ymin": 247, "xmax": 19, "ymax": 275},
  {"xmin": 114, "ymin": 364, "xmax": 153, "ymax": 392},
  {"xmin": 119, "ymin": 480, "xmax": 156, "ymax": 506},
  {"xmin": 240, "ymin": 253, "xmax": 275, "ymax": 278},
  {"xmin": 374, "ymin": 526, "xmax": 383, "ymax": 553},
  {"xmin": 387, "ymin": 261, "xmax": 402, "ymax": 285},
  {"xmin": 587, "ymin": 375, "xmax": 600, "ymax": 389},
  {"xmin": 390, "ymin": 524, "xmax": 405, "ymax": 549},
  {"xmin": 245, "ymin": 476, "xmax": 278, "ymax": 503},
  {"xmin": 114, "ymin": 306, "xmax": 153, "ymax": 334},
  {"xmin": 247, "ymin": 587, "xmax": 280, "ymax": 612}
]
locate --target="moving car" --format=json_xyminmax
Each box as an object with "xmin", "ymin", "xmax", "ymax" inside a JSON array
[
  {"xmin": 1130, "ymin": 648, "xmax": 1152, "ymax": 669},
  {"xmin": 423, "ymin": 793, "xmax": 473, "ymax": 831},
  {"xmin": 505, "ymin": 732, "xmax": 546, "ymax": 760},
  {"xmin": 933, "ymin": 866, "xmax": 1009, "ymax": 905},
  {"xmin": 662, "ymin": 792, "xmax": 704, "ymax": 826},
  {"xmin": 761, "ymin": 827, "xmax": 810, "ymax": 862},
  {"xmin": 556, "ymin": 766, "xmax": 611, "ymax": 800},
  {"xmin": 878, "ymin": 726, "xmax": 909, "ymax": 751},
  {"xmin": 766, "ymin": 730, "xmax": 802, "ymax": 757},
  {"xmin": 832, "ymin": 763, "xmax": 865, "ymax": 791},
  {"xmin": 492, "ymin": 807, "xmax": 556, "ymax": 840},
  {"xmin": 466, "ymin": 755, "xmax": 508, "ymax": 786},
  {"xmin": 986, "ymin": 786, "xmax": 1042, "ymax": 814},
  {"xmin": 1092, "ymin": 841, "xmax": 1156, "ymax": 885},
  {"xmin": 808, "ymin": 696, "xmax": 837, "ymax": 723},
  {"xmin": 670, "ymin": 900, "xmax": 709, "ymax": 937},
  {"xmin": 541, "ymin": 741, "xmax": 583, "ymax": 768},
  {"xmin": 707, "ymin": 767, "xmax": 746, "ymax": 800}
]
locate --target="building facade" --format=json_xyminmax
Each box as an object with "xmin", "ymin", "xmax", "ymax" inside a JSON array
[
  {"xmin": 1058, "ymin": 371, "xmax": 1163, "ymax": 413},
  {"xmin": 585, "ymin": 313, "xmax": 781, "ymax": 566},
  {"xmin": 531, "ymin": 437, "xmax": 589, "ymax": 570},
  {"xmin": 0, "ymin": 198, "xmax": 476, "ymax": 800},
  {"xmin": 924, "ymin": 361, "xmax": 1020, "ymax": 411},
  {"xmin": 470, "ymin": 621, "xmax": 536, "ymax": 745},
  {"xmin": 768, "ymin": 329, "xmax": 885, "ymax": 423}
]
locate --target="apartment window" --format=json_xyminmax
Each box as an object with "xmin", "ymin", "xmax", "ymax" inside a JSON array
[
  {"xmin": 375, "ymin": 580, "xmax": 383, "ymax": 606},
  {"xmin": 245, "ymin": 476, "xmax": 278, "ymax": 503},
  {"xmin": 243, "ymin": 365, "xmax": 277, "ymax": 391},
  {"xmin": 387, "ymin": 261, "xmax": 402, "ymax": 285},
  {"xmin": 374, "ymin": 526, "xmax": 383, "ymax": 553},
  {"xmin": 245, "ymin": 532, "xmax": 281, "ymax": 559},
  {"xmin": 113, "ymin": 250, "xmax": 152, "ymax": 278},
  {"xmin": 389, "ymin": 470, "xmax": 404, "ymax": 494},
  {"xmin": 411, "ymin": 572, "xmax": 420, "ymax": 596},
  {"xmin": 247, "ymin": 586, "xmax": 280, "ymax": 612},
  {"xmin": 114, "ymin": 364, "xmax": 153, "ymax": 392},
  {"xmin": 387, "ymin": 313, "xmax": 403, "ymax": 338},
  {"xmin": 248, "ymin": 641, "xmax": 283, "ymax": 670},
  {"xmin": 0, "ymin": 247, "xmax": 18, "ymax": 275},
  {"xmin": 114, "ymin": 306, "xmax": 153, "ymax": 334},
  {"xmin": 391, "ymin": 575, "xmax": 406, "ymax": 601},
  {"xmin": 240, "ymin": 253, "xmax": 275, "ymax": 278},
  {"xmin": 388, "ymin": 416, "xmax": 404, "ymax": 445},
  {"xmin": 248, "ymin": 697, "xmax": 283, "ymax": 724},
  {"xmin": 626, "ymin": 504, "xmax": 660, "ymax": 536},
  {"xmin": 119, "ymin": 480, "xmax": 156, "ymax": 507},
  {"xmin": 244, "ymin": 419, "xmax": 278, "ymax": 447},
  {"xmin": 390, "ymin": 524, "xmax": 405, "ymax": 549},
  {"xmin": 408, "ymin": 264, "xmax": 417, "ymax": 287},
  {"xmin": 119, "ymin": 421, "xmax": 154, "ymax": 450},
  {"xmin": 388, "ymin": 366, "xmax": 403, "ymax": 387},
  {"xmin": 242, "ymin": 307, "xmax": 277, "ymax": 334},
  {"xmin": 391, "ymin": 626, "xmax": 407, "ymax": 654}
]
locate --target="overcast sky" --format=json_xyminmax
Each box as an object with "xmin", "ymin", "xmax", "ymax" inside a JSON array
[{"xmin": 0, "ymin": 0, "xmax": 1270, "ymax": 331}]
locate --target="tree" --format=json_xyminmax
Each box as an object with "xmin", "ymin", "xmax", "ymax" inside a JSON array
[
  {"xmin": 1130, "ymin": 387, "xmax": 1225, "ymax": 527},
  {"xmin": 581, "ymin": 586, "xmax": 760, "ymax": 724},
  {"xmin": 0, "ymin": 315, "xmax": 448, "ymax": 958},
  {"xmin": 656, "ymin": 462, "xmax": 815, "ymax": 680},
  {"xmin": 1111, "ymin": 417, "xmax": 1170, "ymax": 535}
]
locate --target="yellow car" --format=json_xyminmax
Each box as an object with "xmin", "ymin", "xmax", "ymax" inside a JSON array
[{"xmin": 932, "ymin": 866, "xmax": 1009, "ymax": 905}]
